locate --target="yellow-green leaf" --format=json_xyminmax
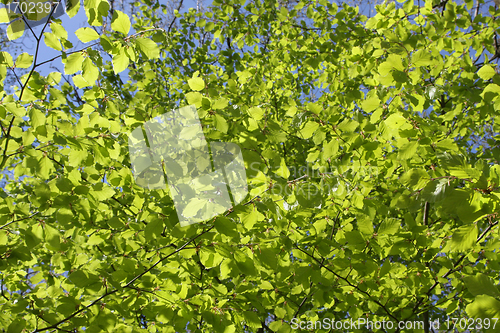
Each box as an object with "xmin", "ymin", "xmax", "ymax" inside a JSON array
[
  {"xmin": 111, "ymin": 10, "xmax": 131, "ymax": 35},
  {"xmin": 477, "ymin": 65, "xmax": 496, "ymax": 81},
  {"xmin": 75, "ymin": 27, "xmax": 100, "ymax": 43},
  {"xmin": 64, "ymin": 52, "xmax": 84, "ymax": 75},
  {"xmin": 7, "ymin": 20, "xmax": 24, "ymax": 40},
  {"xmin": 112, "ymin": 49, "xmax": 129, "ymax": 74},
  {"xmin": 188, "ymin": 76, "xmax": 205, "ymax": 91},
  {"xmin": 15, "ymin": 53, "xmax": 33, "ymax": 69},
  {"xmin": 44, "ymin": 32, "xmax": 63, "ymax": 51}
]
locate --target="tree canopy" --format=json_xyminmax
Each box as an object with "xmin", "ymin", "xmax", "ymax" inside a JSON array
[{"xmin": 1, "ymin": 0, "xmax": 500, "ymax": 332}]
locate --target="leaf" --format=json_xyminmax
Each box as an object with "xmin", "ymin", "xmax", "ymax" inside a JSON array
[
  {"xmin": 111, "ymin": 10, "xmax": 131, "ymax": 35},
  {"xmin": 477, "ymin": 65, "xmax": 496, "ymax": 81},
  {"xmin": 145, "ymin": 219, "xmax": 163, "ymax": 241},
  {"xmin": 399, "ymin": 168, "xmax": 429, "ymax": 190},
  {"xmin": 67, "ymin": 0, "xmax": 81, "ymax": 17},
  {"xmin": 112, "ymin": 48, "xmax": 129, "ymax": 74},
  {"xmin": 239, "ymin": 209, "xmax": 263, "ymax": 230},
  {"xmin": 44, "ymin": 32, "xmax": 63, "ymax": 51},
  {"xmin": 82, "ymin": 58, "xmax": 99, "ymax": 83},
  {"xmin": 411, "ymin": 49, "xmax": 432, "ymax": 67},
  {"xmin": 344, "ymin": 230, "xmax": 366, "ymax": 249},
  {"xmin": 75, "ymin": 27, "xmax": 100, "ymax": 42},
  {"xmin": 72, "ymin": 75, "xmax": 91, "ymax": 88},
  {"xmin": 0, "ymin": 52, "xmax": 13, "ymax": 67},
  {"xmin": 135, "ymin": 37, "xmax": 159, "ymax": 59},
  {"xmin": 447, "ymin": 224, "xmax": 478, "ymax": 252},
  {"xmin": 214, "ymin": 217, "xmax": 239, "ymax": 240},
  {"xmin": 336, "ymin": 119, "xmax": 358, "ymax": 132},
  {"xmin": 361, "ymin": 94, "xmax": 380, "ymax": 112},
  {"xmin": 64, "ymin": 52, "xmax": 84, "ymax": 75},
  {"xmin": 296, "ymin": 183, "xmax": 322, "ymax": 208},
  {"xmin": 323, "ymin": 139, "xmax": 339, "ymax": 159},
  {"xmin": 307, "ymin": 102, "xmax": 322, "ymax": 114},
  {"xmin": 182, "ymin": 198, "xmax": 205, "ymax": 218},
  {"xmin": 84, "ymin": 0, "xmax": 110, "ymax": 26},
  {"xmin": 398, "ymin": 140, "xmax": 418, "ymax": 160},
  {"xmin": 51, "ymin": 22, "xmax": 68, "ymax": 39},
  {"xmin": 214, "ymin": 114, "xmax": 228, "ymax": 133},
  {"xmin": 29, "ymin": 106, "xmax": 45, "ymax": 129},
  {"xmin": 300, "ymin": 120, "xmax": 319, "ymax": 139},
  {"xmin": 7, "ymin": 20, "xmax": 24, "ymax": 40},
  {"xmin": 188, "ymin": 76, "xmax": 205, "ymax": 91},
  {"xmin": 233, "ymin": 249, "xmax": 256, "ymax": 275},
  {"xmin": 464, "ymin": 274, "xmax": 500, "ymax": 298},
  {"xmin": 186, "ymin": 92, "xmax": 203, "ymax": 107},
  {"xmin": 0, "ymin": 8, "xmax": 10, "ymax": 23},
  {"xmin": 91, "ymin": 183, "xmax": 115, "ymax": 202},
  {"xmin": 274, "ymin": 158, "xmax": 290, "ymax": 179},
  {"xmin": 378, "ymin": 218, "xmax": 400, "ymax": 235},
  {"xmin": 357, "ymin": 215, "xmax": 373, "ymax": 236},
  {"xmin": 247, "ymin": 106, "xmax": 264, "ymax": 120},
  {"xmin": 213, "ymin": 97, "xmax": 228, "ymax": 110},
  {"xmin": 466, "ymin": 295, "xmax": 500, "ymax": 321},
  {"xmin": 15, "ymin": 53, "xmax": 33, "ymax": 68}
]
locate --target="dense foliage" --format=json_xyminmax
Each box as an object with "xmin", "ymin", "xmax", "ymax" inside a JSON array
[{"xmin": 1, "ymin": 0, "xmax": 500, "ymax": 331}]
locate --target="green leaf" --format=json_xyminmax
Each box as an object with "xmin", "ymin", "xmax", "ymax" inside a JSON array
[
  {"xmin": 233, "ymin": 249, "xmax": 256, "ymax": 275},
  {"xmin": 7, "ymin": 319, "xmax": 26, "ymax": 333},
  {"xmin": 300, "ymin": 120, "xmax": 319, "ymax": 139},
  {"xmin": 73, "ymin": 75, "xmax": 91, "ymax": 88},
  {"xmin": 361, "ymin": 94, "xmax": 380, "ymax": 112},
  {"xmin": 15, "ymin": 53, "xmax": 33, "ymax": 68},
  {"xmin": 296, "ymin": 183, "xmax": 322, "ymax": 208},
  {"xmin": 135, "ymin": 37, "xmax": 159, "ymax": 59},
  {"xmin": 44, "ymin": 32, "xmax": 63, "ymax": 51},
  {"xmin": 112, "ymin": 48, "xmax": 129, "ymax": 74},
  {"xmin": 0, "ymin": 8, "xmax": 10, "ymax": 23},
  {"xmin": 51, "ymin": 22, "xmax": 68, "ymax": 39},
  {"xmin": 378, "ymin": 218, "xmax": 400, "ymax": 235},
  {"xmin": 307, "ymin": 102, "xmax": 322, "ymax": 114},
  {"xmin": 464, "ymin": 273, "xmax": 500, "ymax": 298},
  {"xmin": 466, "ymin": 295, "xmax": 500, "ymax": 322},
  {"xmin": 274, "ymin": 158, "xmax": 290, "ymax": 179},
  {"xmin": 0, "ymin": 51, "xmax": 13, "ymax": 67},
  {"xmin": 357, "ymin": 215, "xmax": 373, "ymax": 236},
  {"xmin": 111, "ymin": 10, "xmax": 131, "ymax": 35},
  {"xmin": 447, "ymin": 224, "xmax": 478, "ymax": 252},
  {"xmin": 145, "ymin": 219, "xmax": 163, "ymax": 241},
  {"xmin": 214, "ymin": 217, "xmax": 239, "ymax": 240},
  {"xmin": 247, "ymin": 106, "xmax": 264, "ymax": 120},
  {"xmin": 398, "ymin": 140, "xmax": 418, "ymax": 160},
  {"xmin": 411, "ymin": 49, "xmax": 432, "ymax": 67},
  {"xmin": 75, "ymin": 27, "xmax": 100, "ymax": 43},
  {"xmin": 67, "ymin": 0, "xmax": 81, "ymax": 17},
  {"xmin": 322, "ymin": 139, "xmax": 339, "ymax": 160},
  {"xmin": 29, "ymin": 106, "xmax": 45, "ymax": 129},
  {"xmin": 477, "ymin": 65, "xmax": 496, "ymax": 81},
  {"xmin": 385, "ymin": 113, "xmax": 409, "ymax": 129},
  {"xmin": 186, "ymin": 92, "xmax": 203, "ymax": 107},
  {"xmin": 214, "ymin": 114, "xmax": 228, "ymax": 133},
  {"xmin": 182, "ymin": 198, "xmax": 205, "ymax": 218},
  {"xmin": 7, "ymin": 20, "xmax": 24, "ymax": 40},
  {"xmin": 91, "ymin": 183, "xmax": 115, "ymax": 201},
  {"xmin": 188, "ymin": 76, "xmax": 205, "ymax": 91},
  {"xmin": 399, "ymin": 168, "xmax": 429, "ymax": 190},
  {"xmin": 82, "ymin": 58, "xmax": 99, "ymax": 84},
  {"xmin": 64, "ymin": 52, "xmax": 84, "ymax": 75}
]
